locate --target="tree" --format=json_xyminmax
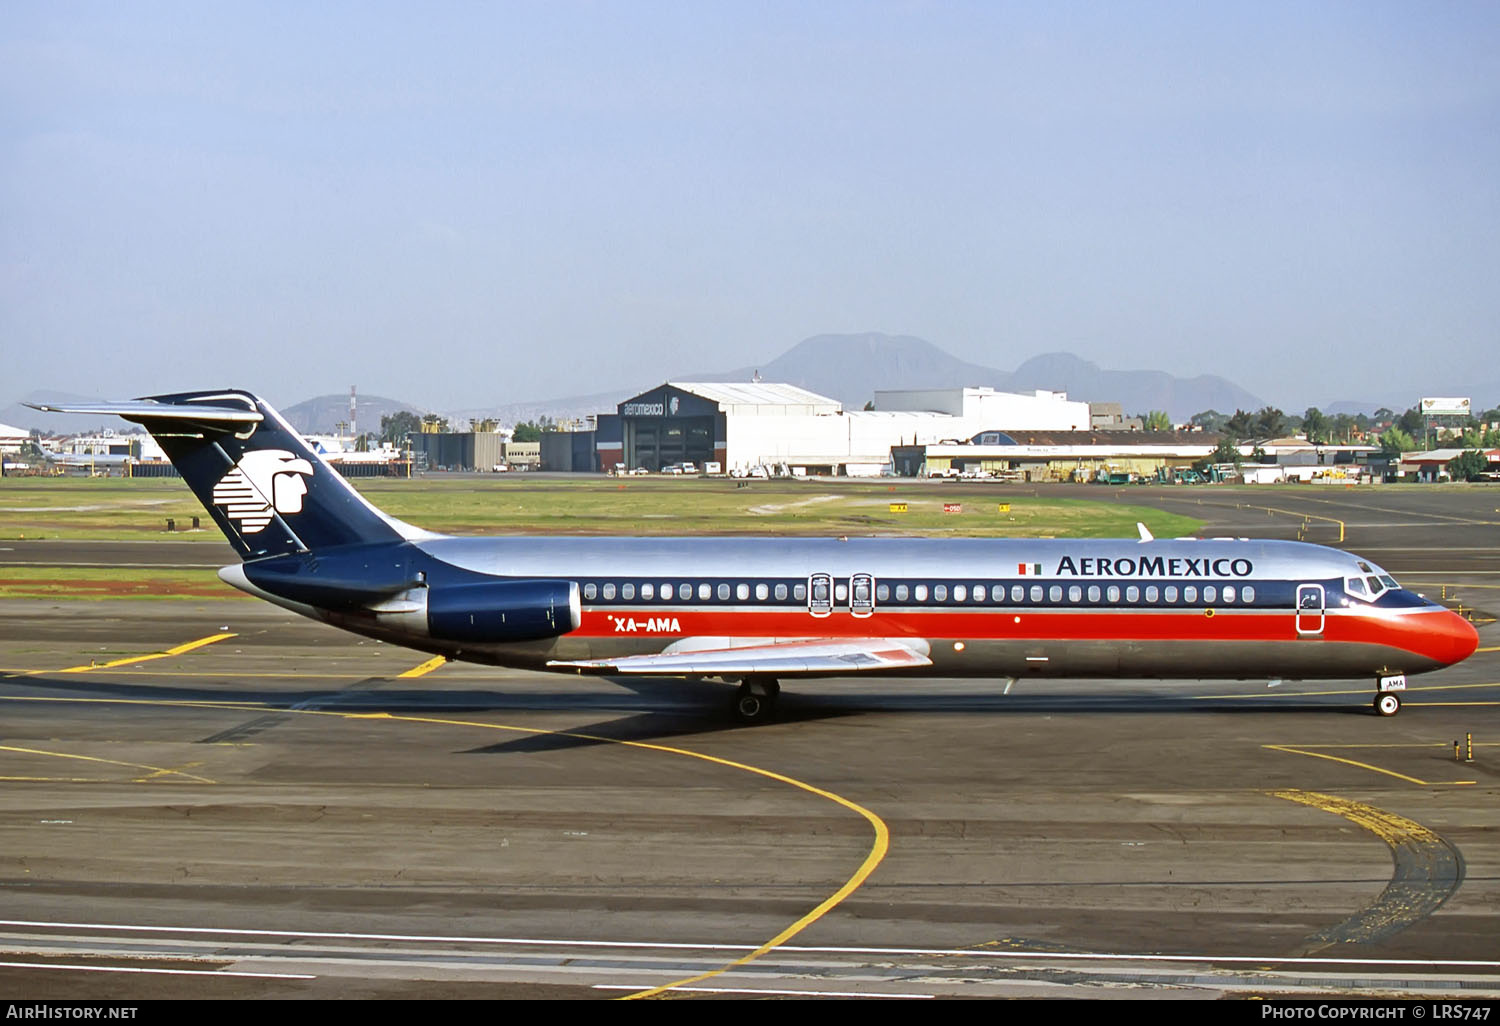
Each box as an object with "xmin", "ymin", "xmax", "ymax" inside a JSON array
[
  {"xmin": 1379, "ymin": 427, "xmax": 1416, "ymax": 456},
  {"xmin": 1189, "ymin": 409, "xmax": 1228, "ymax": 433},
  {"xmin": 1448, "ymin": 450, "xmax": 1489, "ymax": 482},
  {"xmin": 1302, "ymin": 407, "xmax": 1328, "ymax": 444},
  {"xmin": 1254, "ymin": 406, "xmax": 1286, "ymax": 439},
  {"xmin": 1225, "ymin": 409, "xmax": 1256, "ymax": 439},
  {"xmin": 1397, "ymin": 406, "xmax": 1425, "ymax": 438},
  {"xmin": 510, "ymin": 417, "xmax": 556, "ymax": 443},
  {"xmin": 380, "ymin": 410, "xmax": 422, "ymax": 444},
  {"xmin": 1143, "ymin": 410, "xmax": 1172, "ymax": 432}
]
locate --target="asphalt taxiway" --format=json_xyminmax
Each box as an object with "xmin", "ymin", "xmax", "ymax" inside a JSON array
[{"xmin": 1, "ymin": 484, "xmax": 1497, "ymax": 999}]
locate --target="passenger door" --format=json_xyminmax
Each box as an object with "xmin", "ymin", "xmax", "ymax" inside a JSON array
[{"xmin": 1295, "ymin": 584, "xmax": 1325, "ymax": 636}]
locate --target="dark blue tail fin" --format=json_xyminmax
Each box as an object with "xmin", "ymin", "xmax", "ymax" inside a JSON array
[{"xmin": 28, "ymin": 390, "xmax": 412, "ymax": 560}]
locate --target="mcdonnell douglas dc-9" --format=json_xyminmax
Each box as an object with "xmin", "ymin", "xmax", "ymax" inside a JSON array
[{"xmin": 31, "ymin": 390, "xmax": 1479, "ymax": 722}]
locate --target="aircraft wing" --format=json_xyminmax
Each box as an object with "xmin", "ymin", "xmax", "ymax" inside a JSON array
[{"xmin": 548, "ymin": 637, "xmax": 932, "ymax": 676}]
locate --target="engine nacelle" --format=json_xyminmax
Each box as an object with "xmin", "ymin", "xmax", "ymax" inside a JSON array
[{"xmin": 426, "ymin": 578, "xmax": 581, "ymax": 644}]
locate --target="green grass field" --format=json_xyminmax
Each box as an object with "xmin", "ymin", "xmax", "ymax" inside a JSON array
[
  {"xmin": 0, "ymin": 475, "xmax": 1203, "ymax": 599},
  {"xmin": 0, "ymin": 474, "xmax": 1202, "ymax": 540}
]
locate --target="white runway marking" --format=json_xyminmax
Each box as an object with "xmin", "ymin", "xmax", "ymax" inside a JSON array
[
  {"xmin": 4, "ymin": 919, "xmax": 1499, "ymax": 969},
  {"xmin": 0, "ymin": 960, "xmax": 314, "ymax": 979}
]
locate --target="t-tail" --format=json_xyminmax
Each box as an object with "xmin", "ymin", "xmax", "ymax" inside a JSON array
[{"xmin": 26, "ymin": 389, "xmax": 421, "ymax": 559}]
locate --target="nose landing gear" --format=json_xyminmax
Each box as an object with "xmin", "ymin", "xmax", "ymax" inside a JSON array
[{"xmin": 1373, "ymin": 673, "xmax": 1406, "ymax": 716}]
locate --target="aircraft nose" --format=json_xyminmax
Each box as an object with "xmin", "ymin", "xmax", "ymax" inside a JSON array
[{"xmin": 1436, "ymin": 609, "xmax": 1480, "ymax": 666}]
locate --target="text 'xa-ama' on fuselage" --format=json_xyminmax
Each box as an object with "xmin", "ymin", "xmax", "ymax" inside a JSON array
[{"xmin": 30, "ymin": 390, "xmax": 1479, "ymax": 723}]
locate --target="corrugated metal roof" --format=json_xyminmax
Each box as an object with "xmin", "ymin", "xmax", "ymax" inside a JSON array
[{"xmin": 668, "ymin": 382, "xmax": 841, "ymax": 409}]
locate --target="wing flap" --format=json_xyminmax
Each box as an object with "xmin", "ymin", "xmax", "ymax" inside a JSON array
[{"xmin": 548, "ymin": 637, "xmax": 932, "ymax": 676}]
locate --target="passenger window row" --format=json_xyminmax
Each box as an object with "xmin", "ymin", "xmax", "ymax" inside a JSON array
[{"xmin": 580, "ymin": 579, "xmax": 1257, "ymax": 606}]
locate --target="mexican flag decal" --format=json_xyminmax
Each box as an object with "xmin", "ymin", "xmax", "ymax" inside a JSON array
[{"xmin": 1018, "ymin": 562, "xmax": 1042, "ymax": 575}]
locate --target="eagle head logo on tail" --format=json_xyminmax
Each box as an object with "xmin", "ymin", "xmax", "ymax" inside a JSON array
[{"xmin": 211, "ymin": 449, "xmax": 314, "ymax": 534}]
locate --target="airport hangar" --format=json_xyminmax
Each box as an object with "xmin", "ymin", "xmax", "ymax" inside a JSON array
[{"xmin": 588, "ymin": 383, "xmax": 1093, "ymax": 475}]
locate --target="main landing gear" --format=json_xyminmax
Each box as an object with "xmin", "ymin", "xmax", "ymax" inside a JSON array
[
  {"xmin": 732, "ymin": 676, "xmax": 781, "ymax": 724},
  {"xmin": 1373, "ymin": 673, "xmax": 1407, "ymax": 717}
]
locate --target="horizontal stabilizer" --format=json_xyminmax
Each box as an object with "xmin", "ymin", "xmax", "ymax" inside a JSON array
[
  {"xmin": 25, "ymin": 399, "xmax": 263, "ymax": 428},
  {"xmin": 548, "ymin": 637, "xmax": 932, "ymax": 676}
]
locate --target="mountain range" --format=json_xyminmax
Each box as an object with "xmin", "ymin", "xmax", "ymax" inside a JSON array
[{"xmin": 7, "ymin": 334, "xmax": 1495, "ymax": 434}]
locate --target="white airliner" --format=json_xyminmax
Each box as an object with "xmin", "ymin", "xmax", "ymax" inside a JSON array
[{"xmin": 29, "ymin": 390, "xmax": 1479, "ymax": 722}]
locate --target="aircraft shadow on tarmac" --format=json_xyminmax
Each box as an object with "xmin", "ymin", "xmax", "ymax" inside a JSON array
[{"xmin": 3, "ymin": 668, "xmax": 1404, "ymax": 754}]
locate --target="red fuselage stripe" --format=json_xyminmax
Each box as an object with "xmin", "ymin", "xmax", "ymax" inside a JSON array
[{"xmin": 578, "ymin": 606, "xmax": 1462, "ymax": 663}]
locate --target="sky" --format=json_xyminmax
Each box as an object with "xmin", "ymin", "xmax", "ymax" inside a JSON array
[{"xmin": 4, "ymin": 1, "xmax": 1498, "ymax": 413}]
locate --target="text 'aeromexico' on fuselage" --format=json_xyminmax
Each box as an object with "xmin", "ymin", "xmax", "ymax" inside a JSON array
[{"xmin": 28, "ymin": 389, "xmax": 1480, "ymax": 721}]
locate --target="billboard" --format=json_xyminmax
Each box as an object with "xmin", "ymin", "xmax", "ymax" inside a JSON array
[{"xmin": 1419, "ymin": 397, "xmax": 1471, "ymax": 417}]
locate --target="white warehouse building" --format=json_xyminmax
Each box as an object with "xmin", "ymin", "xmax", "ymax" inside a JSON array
[
  {"xmin": 875, "ymin": 387, "xmax": 1091, "ymax": 432},
  {"xmin": 595, "ymin": 383, "xmax": 1094, "ymax": 476}
]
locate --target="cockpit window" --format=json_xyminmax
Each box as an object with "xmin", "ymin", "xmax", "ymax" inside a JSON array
[
  {"xmin": 1380, "ymin": 574, "xmax": 1399, "ymax": 590},
  {"xmin": 1346, "ymin": 577, "xmax": 1369, "ymax": 598}
]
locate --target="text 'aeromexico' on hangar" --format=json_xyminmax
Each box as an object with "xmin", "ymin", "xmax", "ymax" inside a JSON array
[{"xmin": 594, "ymin": 382, "xmax": 1092, "ymax": 475}]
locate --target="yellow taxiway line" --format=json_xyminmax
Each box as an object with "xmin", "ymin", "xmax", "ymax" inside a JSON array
[
  {"xmin": 1264, "ymin": 744, "xmax": 1476, "ymax": 786},
  {"xmin": 0, "ymin": 744, "xmax": 217, "ymax": 784},
  {"xmin": 53, "ymin": 632, "xmax": 237, "ymax": 674},
  {"xmin": 1271, "ymin": 789, "xmax": 1445, "ymax": 848},
  {"xmin": 396, "ymin": 655, "xmax": 448, "ymax": 679}
]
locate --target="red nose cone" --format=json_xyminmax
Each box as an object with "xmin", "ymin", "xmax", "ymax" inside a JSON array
[{"xmin": 1437, "ymin": 610, "xmax": 1481, "ymax": 666}]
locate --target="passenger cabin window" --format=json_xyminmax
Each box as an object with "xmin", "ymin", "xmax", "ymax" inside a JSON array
[
  {"xmin": 1145, "ymin": 586, "xmax": 1159, "ymax": 603},
  {"xmin": 698, "ymin": 583, "xmax": 711, "ymax": 601},
  {"xmin": 584, "ymin": 583, "xmax": 598, "ymax": 600},
  {"xmin": 1203, "ymin": 585, "xmax": 1217, "ymax": 604},
  {"xmin": 736, "ymin": 583, "xmax": 748, "ymax": 601},
  {"xmin": 793, "ymin": 583, "xmax": 807, "ymax": 601},
  {"xmin": 641, "ymin": 583, "xmax": 654, "ymax": 600},
  {"xmin": 622, "ymin": 583, "xmax": 635, "ymax": 600},
  {"xmin": 1126, "ymin": 586, "xmax": 1139, "ymax": 602},
  {"xmin": 1222, "ymin": 586, "xmax": 1235, "ymax": 604},
  {"xmin": 876, "ymin": 583, "xmax": 890, "ymax": 601},
  {"xmin": 1183, "ymin": 585, "xmax": 1197, "ymax": 604},
  {"xmin": 1049, "ymin": 585, "xmax": 1062, "ymax": 603},
  {"xmin": 1068, "ymin": 585, "xmax": 1082, "ymax": 603},
  {"xmin": 934, "ymin": 584, "xmax": 948, "ymax": 602},
  {"xmin": 895, "ymin": 584, "xmax": 909, "ymax": 601},
  {"xmin": 717, "ymin": 583, "xmax": 730, "ymax": 601},
  {"xmin": 914, "ymin": 584, "xmax": 929, "ymax": 601},
  {"xmin": 851, "ymin": 574, "xmax": 874, "ymax": 617},
  {"xmin": 1012, "ymin": 584, "xmax": 1025, "ymax": 603},
  {"xmin": 1242, "ymin": 585, "xmax": 1255, "ymax": 603},
  {"xmin": 678, "ymin": 583, "xmax": 692, "ymax": 601},
  {"xmin": 1088, "ymin": 585, "xmax": 1101, "ymax": 602},
  {"xmin": 602, "ymin": 583, "xmax": 616, "ymax": 600},
  {"xmin": 756, "ymin": 583, "xmax": 769, "ymax": 601},
  {"xmin": 809, "ymin": 574, "xmax": 832, "ymax": 616},
  {"xmin": 972, "ymin": 584, "xmax": 985, "ymax": 604},
  {"xmin": 953, "ymin": 584, "xmax": 967, "ymax": 602},
  {"xmin": 775, "ymin": 583, "xmax": 788, "ymax": 601},
  {"xmin": 1106, "ymin": 585, "xmax": 1120, "ymax": 602},
  {"xmin": 1030, "ymin": 585, "xmax": 1043, "ymax": 603}
]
